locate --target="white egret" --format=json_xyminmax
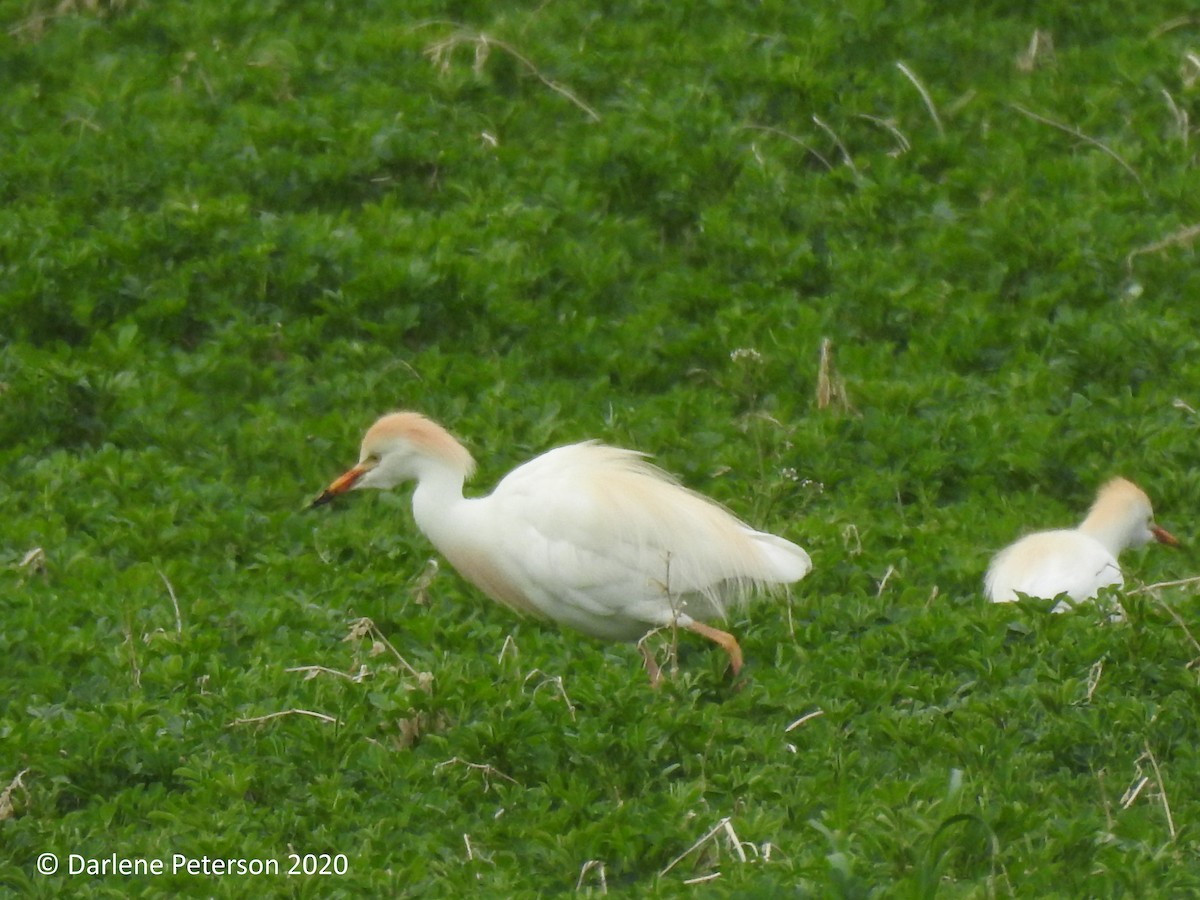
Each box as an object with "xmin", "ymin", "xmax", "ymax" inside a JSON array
[
  {"xmin": 985, "ymin": 477, "xmax": 1177, "ymax": 610},
  {"xmin": 313, "ymin": 412, "xmax": 812, "ymax": 680}
]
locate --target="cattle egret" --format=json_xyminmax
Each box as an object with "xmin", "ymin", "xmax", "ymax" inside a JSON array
[
  {"xmin": 312, "ymin": 412, "xmax": 812, "ymax": 680},
  {"xmin": 985, "ymin": 477, "xmax": 1177, "ymax": 610}
]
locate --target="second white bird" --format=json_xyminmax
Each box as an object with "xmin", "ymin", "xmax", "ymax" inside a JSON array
[{"xmin": 985, "ymin": 477, "xmax": 1177, "ymax": 611}]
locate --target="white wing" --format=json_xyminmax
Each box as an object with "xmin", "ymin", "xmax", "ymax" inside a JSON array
[{"xmin": 461, "ymin": 443, "xmax": 811, "ymax": 641}]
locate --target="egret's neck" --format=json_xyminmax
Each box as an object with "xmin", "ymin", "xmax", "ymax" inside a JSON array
[
  {"xmin": 1078, "ymin": 516, "xmax": 1134, "ymax": 558},
  {"xmin": 410, "ymin": 462, "xmax": 471, "ymax": 547}
]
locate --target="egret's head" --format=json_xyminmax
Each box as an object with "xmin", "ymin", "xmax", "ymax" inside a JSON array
[{"xmin": 311, "ymin": 412, "xmax": 475, "ymax": 507}]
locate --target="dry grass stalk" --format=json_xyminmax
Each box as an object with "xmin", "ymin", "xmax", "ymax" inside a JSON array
[
  {"xmin": 1083, "ymin": 658, "xmax": 1104, "ymax": 704},
  {"xmin": 875, "ymin": 565, "xmax": 897, "ymax": 597},
  {"xmin": 816, "ymin": 338, "xmax": 853, "ymax": 413},
  {"xmin": 1010, "ymin": 103, "xmax": 1142, "ymax": 186},
  {"xmin": 394, "ymin": 714, "xmax": 425, "ymax": 750},
  {"xmin": 1142, "ymin": 743, "xmax": 1178, "ymax": 841},
  {"xmin": 1151, "ymin": 16, "xmax": 1200, "ymax": 38},
  {"xmin": 497, "ymin": 633, "xmax": 519, "ymax": 664},
  {"xmin": 1120, "ymin": 774, "xmax": 1150, "ymax": 809},
  {"xmin": 636, "ymin": 626, "xmax": 674, "ymax": 687},
  {"xmin": 285, "ymin": 664, "xmax": 369, "ymax": 682},
  {"xmin": 896, "ymin": 61, "xmax": 945, "ymax": 136},
  {"xmin": 227, "ymin": 709, "xmax": 339, "ymax": 727},
  {"xmin": 0, "ymin": 769, "xmax": 30, "ymax": 821},
  {"xmin": 1132, "ymin": 574, "xmax": 1200, "ymax": 596},
  {"xmin": 1125, "ymin": 223, "xmax": 1200, "ymax": 273},
  {"xmin": 1161, "ymin": 90, "xmax": 1189, "ymax": 149},
  {"xmin": 19, "ymin": 547, "xmax": 46, "ymax": 574},
  {"xmin": 856, "ymin": 114, "xmax": 911, "ymax": 156},
  {"xmin": 811, "ymin": 115, "xmax": 859, "ymax": 174},
  {"xmin": 842, "ymin": 523, "xmax": 863, "ymax": 556},
  {"xmin": 1118, "ymin": 746, "xmax": 1179, "ymax": 841},
  {"xmin": 424, "ymin": 29, "xmax": 600, "ymax": 122},
  {"xmin": 785, "ymin": 709, "xmax": 825, "ymax": 732},
  {"xmin": 1184, "ymin": 51, "xmax": 1200, "ymax": 88},
  {"xmin": 740, "ymin": 124, "xmax": 834, "ymax": 172},
  {"xmin": 461, "ymin": 833, "xmax": 495, "ymax": 865},
  {"xmin": 409, "ymin": 558, "xmax": 440, "ymax": 605},
  {"xmin": 123, "ymin": 626, "xmax": 141, "ymax": 688},
  {"xmin": 661, "ymin": 817, "xmax": 731, "ymax": 875},
  {"xmin": 1016, "ymin": 30, "xmax": 1055, "ymax": 72},
  {"xmin": 157, "ymin": 569, "xmax": 183, "ymax": 634},
  {"xmin": 575, "ymin": 859, "xmax": 608, "ymax": 894},
  {"xmin": 345, "ymin": 616, "xmax": 427, "ymax": 683},
  {"xmin": 638, "ymin": 553, "xmax": 683, "ymax": 686},
  {"xmin": 434, "ymin": 756, "xmax": 522, "ymax": 791},
  {"xmin": 661, "ymin": 816, "xmax": 764, "ymax": 877},
  {"xmin": 523, "ymin": 669, "xmax": 577, "ymax": 721}
]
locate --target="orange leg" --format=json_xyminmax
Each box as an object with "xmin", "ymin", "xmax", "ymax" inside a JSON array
[{"xmin": 683, "ymin": 621, "xmax": 744, "ymax": 676}]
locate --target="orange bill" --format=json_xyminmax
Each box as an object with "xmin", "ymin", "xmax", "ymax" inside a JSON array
[
  {"xmin": 1152, "ymin": 525, "xmax": 1180, "ymax": 547},
  {"xmin": 310, "ymin": 464, "xmax": 369, "ymax": 508}
]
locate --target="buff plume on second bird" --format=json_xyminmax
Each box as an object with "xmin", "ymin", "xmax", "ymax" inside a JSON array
[{"xmin": 312, "ymin": 411, "xmax": 812, "ymax": 681}]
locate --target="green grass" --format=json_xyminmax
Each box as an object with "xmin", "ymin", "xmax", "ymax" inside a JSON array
[{"xmin": 3, "ymin": 0, "xmax": 1200, "ymax": 895}]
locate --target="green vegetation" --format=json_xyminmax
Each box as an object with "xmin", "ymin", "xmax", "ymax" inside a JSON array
[{"xmin": 3, "ymin": 0, "xmax": 1199, "ymax": 895}]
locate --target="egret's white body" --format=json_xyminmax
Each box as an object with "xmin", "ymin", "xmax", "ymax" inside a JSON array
[
  {"xmin": 314, "ymin": 412, "xmax": 812, "ymax": 677},
  {"xmin": 985, "ymin": 477, "xmax": 1177, "ymax": 610}
]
